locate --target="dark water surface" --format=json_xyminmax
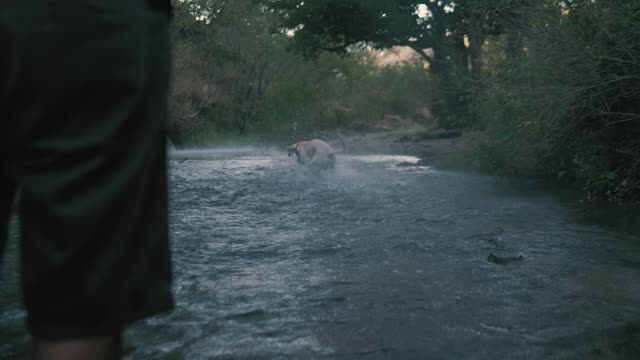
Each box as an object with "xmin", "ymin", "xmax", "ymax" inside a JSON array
[{"xmin": 2, "ymin": 147, "xmax": 640, "ymax": 359}]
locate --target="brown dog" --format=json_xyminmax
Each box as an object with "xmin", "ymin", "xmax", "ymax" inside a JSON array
[{"xmin": 287, "ymin": 139, "xmax": 336, "ymax": 170}]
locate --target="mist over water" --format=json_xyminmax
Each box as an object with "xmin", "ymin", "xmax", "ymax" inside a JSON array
[{"xmin": 2, "ymin": 147, "xmax": 639, "ymax": 359}]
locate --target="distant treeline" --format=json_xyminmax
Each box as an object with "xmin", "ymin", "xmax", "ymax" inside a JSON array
[
  {"xmin": 169, "ymin": 0, "xmax": 640, "ymax": 204},
  {"xmin": 169, "ymin": 0, "xmax": 432, "ymax": 146}
]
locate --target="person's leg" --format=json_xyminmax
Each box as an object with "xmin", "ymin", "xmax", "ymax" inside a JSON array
[
  {"xmin": 32, "ymin": 334, "xmax": 121, "ymax": 360},
  {"xmin": 0, "ymin": 173, "xmax": 14, "ymax": 260},
  {"xmin": 0, "ymin": 4, "xmax": 17, "ymax": 261},
  {"xmin": 2, "ymin": 1, "xmax": 173, "ymax": 358}
]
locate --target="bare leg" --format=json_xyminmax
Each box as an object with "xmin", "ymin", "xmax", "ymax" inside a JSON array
[{"xmin": 32, "ymin": 334, "xmax": 121, "ymax": 360}]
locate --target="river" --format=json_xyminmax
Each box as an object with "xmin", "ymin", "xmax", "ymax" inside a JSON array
[{"xmin": 1, "ymin": 147, "xmax": 639, "ymax": 359}]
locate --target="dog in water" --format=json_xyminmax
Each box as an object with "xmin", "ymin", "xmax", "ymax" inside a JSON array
[{"xmin": 287, "ymin": 139, "xmax": 337, "ymax": 170}]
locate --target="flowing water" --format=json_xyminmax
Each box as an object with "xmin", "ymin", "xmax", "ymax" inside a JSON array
[{"xmin": 1, "ymin": 147, "xmax": 640, "ymax": 359}]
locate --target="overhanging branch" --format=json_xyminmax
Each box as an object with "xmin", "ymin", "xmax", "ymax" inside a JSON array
[
  {"xmin": 318, "ymin": 40, "xmax": 361, "ymax": 53},
  {"xmin": 407, "ymin": 44, "xmax": 434, "ymax": 67}
]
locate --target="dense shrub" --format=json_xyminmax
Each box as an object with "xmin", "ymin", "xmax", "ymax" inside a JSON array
[{"xmin": 474, "ymin": 0, "xmax": 640, "ymax": 203}]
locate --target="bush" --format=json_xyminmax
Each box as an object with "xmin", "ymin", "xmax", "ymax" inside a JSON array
[{"xmin": 473, "ymin": 0, "xmax": 640, "ymax": 204}]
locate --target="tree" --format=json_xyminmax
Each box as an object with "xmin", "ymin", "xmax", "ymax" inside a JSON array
[
  {"xmin": 260, "ymin": 0, "xmax": 522, "ymax": 127},
  {"xmin": 169, "ymin": 0, "xmax": 297, "ymax": 137}
]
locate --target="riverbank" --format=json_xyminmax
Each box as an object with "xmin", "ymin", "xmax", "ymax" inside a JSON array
[{"xmin": 331, "ymin": 117, "xmax": 484, "ymax": 169}]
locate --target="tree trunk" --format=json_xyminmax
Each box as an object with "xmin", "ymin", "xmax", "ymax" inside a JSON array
[
  {"xmin": 506, "ymin": 28, "xmax": 523, "ymax": 59},
  {"xmin": 466, "ymin": 10, "xmax": 485, "ymax": 81},
  {"xmin": 466, "ymin": 12, "xmax": 486, "ymax": 125},
  {"xmin": 430, "ymin": 41, "xmax": 467, "ymax": 128}
]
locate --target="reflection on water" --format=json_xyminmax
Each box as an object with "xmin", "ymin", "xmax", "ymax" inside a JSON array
[
  {"xmin": 343, "ymin": 154, "xmax": 420, "ymax": 163},
  {"xmin": 1, "ymin": 147, "xmax": 639, "ymax": 359}
]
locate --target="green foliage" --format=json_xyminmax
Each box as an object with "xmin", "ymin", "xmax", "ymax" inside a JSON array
[
  {"xmin": 168, "ymin": 0, "xmax": 432, "ymax": 145},
  {"xmin": 261, "ymin": 0, "xmax": 440, "ymax": 55},
  {"xmin": 260, "ymin": 0, "xmax": 481, "ymax": 128},
  {"xmin": 473, "ymin": 0, "xmax": 640, "ymax": 204}
]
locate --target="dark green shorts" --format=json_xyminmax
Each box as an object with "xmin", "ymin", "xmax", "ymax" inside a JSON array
[{"xmin": 0, "ymin": 0, "xmax": 173, "ymax": 339}]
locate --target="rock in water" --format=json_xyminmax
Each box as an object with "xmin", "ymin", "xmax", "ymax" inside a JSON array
[{"xmin": 487, "ymin": 253, "xmax": 524, "ymax": 265}]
